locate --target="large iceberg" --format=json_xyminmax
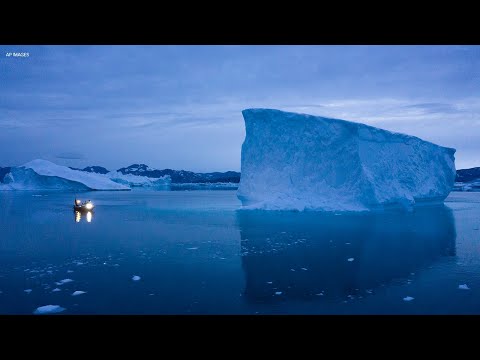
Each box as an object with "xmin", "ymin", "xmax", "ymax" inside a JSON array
[
  {"xmin": 237, "ymin": 109, "xmax": 456, "ymax": 211},
  {"xmin": 2, "ymin": 159, "xmax": 130, "ymax": 191}
]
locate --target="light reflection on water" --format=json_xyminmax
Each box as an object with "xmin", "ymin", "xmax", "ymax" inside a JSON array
[{"xmin": 74, "ymin": 210, "xmax": 93, "ymax": 223}]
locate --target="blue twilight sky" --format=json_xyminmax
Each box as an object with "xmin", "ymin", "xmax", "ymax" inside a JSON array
[{"xmin": 0, "ymin": 45, "xmax": 479, "ymax": 172}]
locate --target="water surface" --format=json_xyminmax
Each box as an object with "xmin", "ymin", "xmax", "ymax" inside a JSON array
[{"xmin": 0, "ymin": 190, "xmax": 479, "ymax": 314}]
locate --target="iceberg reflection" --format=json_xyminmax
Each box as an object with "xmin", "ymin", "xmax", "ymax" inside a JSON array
[{"xmin": 237, "ymin": 206, "xmax": 456, "ymax": 303}]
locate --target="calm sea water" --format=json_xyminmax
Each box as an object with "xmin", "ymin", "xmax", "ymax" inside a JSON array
[{"xmin": 0, "ymin": 190, "xmax": 479, "ymax": 314}]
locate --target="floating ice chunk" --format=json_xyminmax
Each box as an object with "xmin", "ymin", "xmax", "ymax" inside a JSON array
[
  {"xmin": 72, "ymin": 291, "xmax": 86, "ymax": 296},
  {"xmin": 75, "ymin": 262, "xmax": 84, "ymax": 266},
  {"xmin": 275, "ymin": 291, "xmax": 282, "ymax": 295},
  {"xmin": 67, "ymin": 270, "xmax": 74, "ymax": 273},
  {"xmin": 132, "ymin": 275, "xmax": 141, "ymax": 281},
  {"xmin": 403, "ymin": 296, "xmax": 415, "ymax": 301},
  {"xmin": 266, "ymin": 281, "xmax": 273, "ymax": 284},
  {"xmin": 33, "ymin": 305, "xmax": 66, "ymax": 315},
  {"xmin": 24, "ymin": 289, "xmax": 32, "ymax": 294},
  {"xmin": 290, "ymin": 268, "xmax": 296, "ymax": 272},
  {"xmin": 52, "ymin": 288, "xmax": 61, "ymax": 292},
  {"xmin": 187, "ymin": 247, "xmax": 198, "ymax": 250},
  {"xmin": 55, "ymin": 278, "xmax": 74, "ymax": 285},
  {"xmin": 316, "ymin": 293, "xmax": 324, "ymax": 296},
  {"xmin": 459, "ymin": 284, "xmax": 470, "ymax": 290},
  {"xmin": 16, "ymin": 159, "xmax": 130, "ymax": 191},
  {"xmin": 347, "ymin": 258, "xmax": 354, "ymax": 262},
  {"xmin": 301, "ymin": 267, "xmax": 308, "ymax": 271}
]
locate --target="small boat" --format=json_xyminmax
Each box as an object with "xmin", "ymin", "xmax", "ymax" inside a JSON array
[{"xmin": 74, "ymin": 198, "xmax": 95, "ymax": 212}]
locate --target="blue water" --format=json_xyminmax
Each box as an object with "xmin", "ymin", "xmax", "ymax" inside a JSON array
[{"xmin": 0, "ymin": 190, "xmax": 479, "ymax": 314}]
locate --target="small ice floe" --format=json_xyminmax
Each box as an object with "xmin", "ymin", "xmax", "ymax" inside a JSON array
[
  {"xmin": 55, "ymin": 278, "xmax": 74, "ymax": 285},
  {"xmin": 275, "ymin": 291, "xmax": 283, "ymax": 295},
  {"xmin": 187, "ymin": 247, "xmax": 198, "ymax": 250},
  {"xmin": 301, "ymin": 268, "xmax": 308, "ymax": 271},
  {"xmin": 366, "ymin": 289, "xmax": 373, "ymax": 294},
  {"xmin": 33, "ymin": 305, "xmax": 65, "ymax": 315},
  {"xmin": 24, "ymin": 289, "xmax": 32, "ymax": 294},
  {"xmin": 266, "ymin": 281, "xmax": 273, "ymax": 284},
  {"xmin": 72, "ymin": 291, "xmax": 86, "ymax": 296},
  {"xmin": 75, "ymin": 262, "xmax": 84, "ymax": 266},
  {"xmin": 67, "ymin": 270, "xmax": 74, "ymax": 273},
  {"xmin": 52, "ymin": 288, "xmax": 61, "ymax": 292},
  {"xmin": 149, "ymin": 293, "xmax": 155, "ymax": 296},
  {"xmin": 290, "ymin": 268, "xmax": 296, "ymax": 272},
  {"xmin": 347, "ymin": 258, "xmax": 354, "ymax": 262},
  {"xmin": 316, "ymin": 292, "xmax": 324, "ymax": 296},
  {"xmin": 410, "ymin": 272, "xmax": 415, "ymax": 275},
  {"xmin": 32, "ymin": 195, "xmax": 43, "ymax": 197},
  {"xmin": 459, "ymin": 284, "xmax": 470, "ymax": 290},
  {"xmin": 281, "ymin": 232, "xmax": 286, "ymax": 234},
  {"xmin": 403, "ymin": 296, "xmax": 414, "ymax": 301},
  {"xmin": 132, "ymin": 275, "xmax": 141, "ymax": 281}
]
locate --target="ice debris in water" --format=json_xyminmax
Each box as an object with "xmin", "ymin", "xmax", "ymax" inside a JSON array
[
  {"xmin": 187, "ymin": 247, "xmax": 199, "ymax": 250},
  {"xmin": 403, "ymin": 296, "xmax": 414, "ymax": 301},
  {"xmin": 266, "ymin": 281, "xmax": 273, "ymax": 284},
  {"xmin": 459, "ymin": 284, "xmax": 470, "ymax": 290},
  {"xmin": 347, "ymin": 258, "xmax": 354, "ymax": 262},
  {"xmin": 52, "ymin": 288, "xmax": 61, "ymax": 292},
  {"xmin": 24, "ymin": 289, "xmax": 32, "ymax": 294},
  {"xmin": 72, "ymin": 291, "xmax": 86, "ymax": 296},
  {"xmin": 275, "ymin": 291, "xmax": 283, "ymax": 295},
  {"xmin": 132, "ymin": 275, "xmax": 141, "ymax": 281},
  {"xmin": 55, "ymin": 279, "xmax": 74, "ymax": 285},
  {"xmin": 301, "ymin": 268, "xmax": 308, "ymax": 271},
  {"xmin": 33, "ymin": 305, "xmax": 66, "ymax": 315}
]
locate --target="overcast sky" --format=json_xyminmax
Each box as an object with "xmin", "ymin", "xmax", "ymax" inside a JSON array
[{"xmin": 0, "ymin": 45, "xmax": 479, "ymax": 171}]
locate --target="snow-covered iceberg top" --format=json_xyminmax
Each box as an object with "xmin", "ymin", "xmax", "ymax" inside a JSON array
[
  {"xmin": 237, "ymin": 108, "xmax": 456, "ymax": 212},
  {"xmin": 3, "ymin": 159, "xmax": 130, "ymax": 191}
]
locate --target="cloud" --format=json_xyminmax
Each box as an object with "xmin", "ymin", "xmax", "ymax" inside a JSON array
[
  {"xmin": 56, "ymin": 152, "xmax": 85, "ymax": 160},
  {"xmin": 401, "ymin": 103, "xmax": 461, "ymax": 115}
]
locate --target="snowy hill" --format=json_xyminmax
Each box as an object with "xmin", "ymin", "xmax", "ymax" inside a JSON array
[
  {"xmin": 69, "ymin": 165, "xmax": 110, "ymax": 174},
  {"xmin": 117, "ymin": 164, "xmax": 240, "ymax": 184},
  {"xmin": 237, "ymin": 108, "xmax": 456, "ymax": 211},
  {"xmin": 456, "ymin": 167, "xmax": 480, "ymax": 183}
]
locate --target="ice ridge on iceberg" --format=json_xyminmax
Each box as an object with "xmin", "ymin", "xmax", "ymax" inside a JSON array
[{"xmin": 237, "ymin": 108, "xmax": 456, "ymax": 212}]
